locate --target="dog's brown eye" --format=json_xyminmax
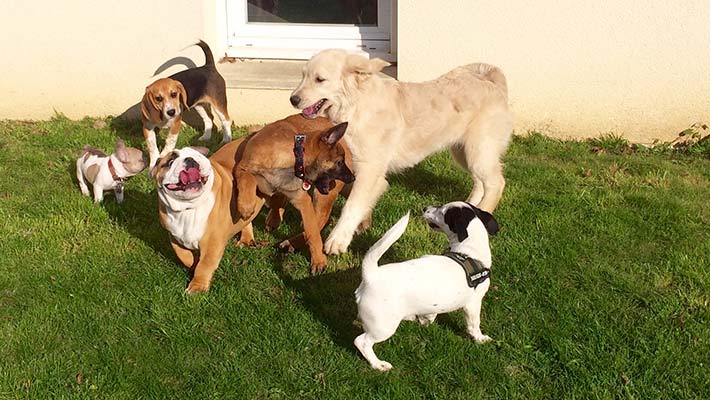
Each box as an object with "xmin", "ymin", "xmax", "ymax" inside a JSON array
[
  {"xmin": 170, "ymin": 92, "xmax": 177, "ymax": 98},
  {"xmin": 155, "ymin": 95, "xmax": 163, "ymax": 102},
  {"xmin": 315, "ymin": 76, "xmax": 326, "ymax": 83}
]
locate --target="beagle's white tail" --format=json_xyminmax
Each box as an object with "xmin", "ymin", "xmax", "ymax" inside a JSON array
[{"xmin": 361, "ymin": 213, "xmax": 410, "ymax": 278}]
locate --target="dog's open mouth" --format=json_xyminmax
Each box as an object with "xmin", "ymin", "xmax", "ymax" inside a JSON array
[
  {"xmin": 301, "ymin": 99, "xmax": 327, "ymax": 118},
  {"xmin": 165, "ymin": 167, "xmax": 207, "ymax": 192},
  {"xmin": 427, "ymin": 221, "xmax": 439, "ymax": 230}
]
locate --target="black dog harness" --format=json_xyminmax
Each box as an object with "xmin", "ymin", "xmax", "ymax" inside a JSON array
[
  {"xmin": 442, "ymin": 251, "xmax": 490, "ymax": 289},
  {"xmin": 293, "ymin": 134, "xmax": 311, "ymax": 191}
]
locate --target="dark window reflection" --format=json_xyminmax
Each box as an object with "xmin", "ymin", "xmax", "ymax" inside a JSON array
[{"xmin": 247, "ymin": 0, "xmax": 378, "ymax": 25}]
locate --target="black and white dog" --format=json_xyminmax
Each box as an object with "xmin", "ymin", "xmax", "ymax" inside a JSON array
[{"xmin": 354, "ymin": 201, "xmax": 499, "ymax": 371}]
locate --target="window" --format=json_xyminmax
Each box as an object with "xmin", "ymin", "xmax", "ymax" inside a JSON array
[{"xmin": 226, "ymin": 0, "xmax": 394, "ymax": 61}]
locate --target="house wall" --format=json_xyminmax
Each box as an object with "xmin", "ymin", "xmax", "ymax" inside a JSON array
[
  {"xmin": 2, "ymin": 1, "xmax": 709, "ymax": 142},
  {"xmin": 397, "ymin": 1, "xmax": 710, "ymax": 142},
  {"xmin": 0, "ymin": 1, "xmax": 227, "ymax": 121}
]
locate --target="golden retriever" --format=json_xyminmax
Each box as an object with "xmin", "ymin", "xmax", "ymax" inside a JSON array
[{"xmin": 290, "ymin": 49, "xmax": 512, "ymax": 254}]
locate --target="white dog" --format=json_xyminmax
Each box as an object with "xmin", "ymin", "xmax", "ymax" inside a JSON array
[
  {"xmin": 76, "ymin": 139, "xmax": 146, "ymax": 203},
  {"xmin": 290, "ymin": 49, "xmax": 512, "ymax": 254},
  {"xmin": 354, "ymin": 201, "xmax": 499, "ymax": 371}
]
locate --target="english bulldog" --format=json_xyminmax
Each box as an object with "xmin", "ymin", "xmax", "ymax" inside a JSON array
[
  {"xmin": 152, "ymin": 141, "xmax": 263, "ymax": 293},
  {"xmin": 354, "ymin": 201, "xmax": 499, "ymax": 371}
]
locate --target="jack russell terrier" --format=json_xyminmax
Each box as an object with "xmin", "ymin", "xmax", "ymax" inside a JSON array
[
  {"xmin": 76, "ymin": 139, "xmax": 146, "ymax": 203},
  {"xmin": 142, "ymin": 40, "xmax": 232, "ymax": 169},
  {"xmin": 354, "ymin": 201, "xmax": 499, "ymax": 371}
]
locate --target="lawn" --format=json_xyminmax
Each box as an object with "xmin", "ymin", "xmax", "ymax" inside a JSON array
[{"xmin": 0, "ymin": 116, "xmax": 708, "ymax": 399}]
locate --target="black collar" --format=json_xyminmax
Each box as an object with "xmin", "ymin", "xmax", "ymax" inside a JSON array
[
  {"xmin": 442, "ymin": 251, "xmax": 490, "ymax": 288},
  {"xmin": 293, "ymin": 134, "xmax": 311, "ymax": 191}
]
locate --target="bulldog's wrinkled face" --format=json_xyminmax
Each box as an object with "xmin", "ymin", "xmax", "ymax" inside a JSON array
[
  {"xmin": 423, "ymin": 201, "xmax": 499, "ymax": 243},
  {"xmin": 152, "ymin": 147, "xmax": 212, "ymax": 201}
]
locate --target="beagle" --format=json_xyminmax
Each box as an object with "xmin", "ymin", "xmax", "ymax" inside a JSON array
[{"xmin": 141, "ymin": 40, "xmax": 232, "ymax": 169}]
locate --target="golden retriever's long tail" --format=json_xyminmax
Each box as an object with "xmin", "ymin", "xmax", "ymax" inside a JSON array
[{"xmin": 472, "ymin": 63, "xmax": 508, "ymax": 97}]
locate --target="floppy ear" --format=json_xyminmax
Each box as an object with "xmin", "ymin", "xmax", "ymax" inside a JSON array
[
  {"xmin": 141, "ymin": 87, "xmax": 161, "ymax": 123},
  {"xmin": 320, "ymin": 122, "xmax": 348, "ymax": 146},
  {"xmin": 189, "ymin": 146, "xmax": 210, "ymax": 157},
  {"xmin": 345, "ymin": 54, "xmax": 390, "ymax": 75},
  {"xmin": 115, "ymin": 139, "xmax": 129, "ymax": 163},
  {"xmin": 467, "ymin": 202, "xmax": 500, "ymax": 235},
  {"xmin": 444, "ymin": 206, "xmax": 476, "ymax": 242},
  {"xmin": 176, "ymin": 81, "xmax": 189, "ymax": 110}
]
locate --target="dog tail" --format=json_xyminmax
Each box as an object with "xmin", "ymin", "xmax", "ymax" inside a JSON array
[
  {"xmin": 195, "ymin": 40, "xmax": 215, "ymax": 67},
  {"xmin": 473, "ymin": 63, "xmax": 508, "ymax": 97},
  {"xmin": 361, "ymin": 213, "xmax": 410, "ymax": 278}
]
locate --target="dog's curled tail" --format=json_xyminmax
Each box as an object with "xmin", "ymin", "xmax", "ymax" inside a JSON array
[
  {"xmin": 195, "ymin": 40, "xmax": 215, "ymax": 67},
  {"xmin": 473, "ymin": 63, "xmax": 508, "ymax": 97},
  {"xmin": 361, "ymin": 213, "xmax": 410, "ymax": 277}
]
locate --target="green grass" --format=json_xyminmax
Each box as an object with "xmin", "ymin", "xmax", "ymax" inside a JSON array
[{"xmin": 0, "ymin": 116, "xmax": 708, "ymax": 399}]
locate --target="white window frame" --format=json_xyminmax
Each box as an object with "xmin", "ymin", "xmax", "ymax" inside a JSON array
[{"xmin": 225, "ymin": 0, "xmax": 394, "ymax": 61}]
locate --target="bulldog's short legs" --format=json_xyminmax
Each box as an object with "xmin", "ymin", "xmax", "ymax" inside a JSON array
[
  {"xmin": 143, "ymin": 127, "xmax": 160, "ymax": 169},
  {"xmin": 161, "ymin": 118, "xmax": 182, "ymax": 158},
  {"xmin": 170, "ymin": 240, "xmax": 196, "ymax": 269},
  {"xmin": 463, "ymin": 299, "xmax": 491, "ymax": 344},
  {"xmin": 280, "ymin": 181, "xmax": 343, "ymax": 252},
  {"xmin": 287, "ymin": 190, "xmax": 327, "ymax": 274},
  {"xmin": 234, "ymin": 166, "xmax": 260, "ymax": 219},
  {"xmin": 76, "ymin": 159, "xmax": 90, "ymax": 196},
  {"xmin": 194, "ymin": 105, "xmax": 213, "ymax": 142},
  {"xmin": 325, "ymin": 167, "xmax": 389, "ymax": 254},
  {"xmin": 114, "ymin": 188, "xmax": 125, "ymax": 204},
  {"xmin": 92, "ymin": 184, "xmax": 104, "ymax": 204},
  {"xmin": 186, "ymin": 239, "xmax": 227, "ymax": 294},
  {"xmin": 265, "ymin": 193, "xmax": 288, "ymax": 232}
]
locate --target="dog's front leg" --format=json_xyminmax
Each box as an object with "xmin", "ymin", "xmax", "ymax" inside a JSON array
[
  {"xmin": 287, "ymin": 191, "xmax": 327, "ymax": 274},
  {"xmin": 143, "ymin": 127, "xmax": 160, "ymax": 169},
  {"xmin": 280, "ymin": 181, "xmax": 342, "ymax": 252},
  {"xmin": 170, "ymin": 239, "xmax": 197, "ymax": 269},
  {"xmin": 234, "ymin": 166, "xmax": 260, "ymax": 221},
  {"xmin": 186, "ymin": 237, "xmax": 227, "ymax": 294},
  {"xmin": 325, "ymin": 169, "xmax": 389, "ymax": 254},
  {"xmin": 160, "ymin": 117, "xmax": 182, "ymax": 157}
]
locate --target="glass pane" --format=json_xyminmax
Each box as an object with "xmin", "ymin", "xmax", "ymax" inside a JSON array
[{"xmin": 247, "ymin": 0, "xmax": 378, "ymax": 25}]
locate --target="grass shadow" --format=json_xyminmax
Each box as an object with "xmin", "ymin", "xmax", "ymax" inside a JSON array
[{"xmin": 390, "ymin": 159, "xmax": 471, "ymax": 204}]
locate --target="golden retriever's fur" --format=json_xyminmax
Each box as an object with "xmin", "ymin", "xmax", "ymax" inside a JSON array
[{"xmin": 290, "ymin": 49, "xmax": 513, "ymax": 254}]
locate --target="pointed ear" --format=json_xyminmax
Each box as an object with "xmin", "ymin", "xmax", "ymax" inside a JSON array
[
  {"xmin": 444, "ymin": 206, "xmax": 476, "ymax": 242},
  {"xmin": 345, "ymin": 54, "xmax": 390, "ymax": 75},
  {"xmin": 321, "ymin": 122, "xmax": 348, "ymax": 146},
  {"xmin": 467, "ymin": 202, "xmax": 500, "ymax": 235},
  {"xmin": 141, "ymin": 86, "xmax": 161, "ymax": 123},
  {"xmin": 189, "ymin": 146, "xmax": 210, "ymax": 157},
  {"xmin": 177, "ymin": 81, "xmax": 189, "ymax": 110},
  {"xmin": 115, "ymin": 139, "xmax": 129, "ymax": 162}
]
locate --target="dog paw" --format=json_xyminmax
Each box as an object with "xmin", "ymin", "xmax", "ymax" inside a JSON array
[
  {"xmin": 278, "ymin": 240, "xmax": 296, "ymax": 253},
  {"xmin": 220, "ymin": 136, "xmax": 231, "ymax": 144},
  {"xmin": 473, "ymin": 334, "xmax": 492, "ymax": 344},
  {"xmin": 265, "ymin": 213, "xmax": 282, "ymax": 232},
  {"xmin": 309, "ymin": 255, "xmax": 328, "ymax": 274},
  {"xmin": 197, "ymin": 131, "xmax": 212, "ymax": 142},
  {"xmin": 324, "ymin": 230, "xmax": 353, "ymax": 255},
  {"xmin": 185, "ymin": 280, "xmax": 210, "ymax": 294},
  {"xmin": 372, "ymin": 361, "xmax": 393, "ymax": 372},
  {"xmin": 417, "ymin": 314, "xmax": 437, "ymax": 326}
]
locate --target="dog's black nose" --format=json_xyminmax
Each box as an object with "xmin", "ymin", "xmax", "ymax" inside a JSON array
[
  {"xmin": 289, "ymin": 95, "xmax": 301, "ymax": 107},
  {"xmin": 166, "ymin": 109, "xmax": 176, "ymax": 117},
  {"xmin": 184, "ymin": 157, "xmax": 199, "ymax": 169}
]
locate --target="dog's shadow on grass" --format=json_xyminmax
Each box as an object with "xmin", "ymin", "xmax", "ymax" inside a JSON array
[{"xmin": 390, "ymin": 160, "xmax": 471, "ymax": 204}]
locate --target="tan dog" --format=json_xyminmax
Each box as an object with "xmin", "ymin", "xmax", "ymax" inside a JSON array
[
  {"xmin": 142, "ymin": 41, "xmax": 232, "ymax": 169},
  {"xmin": 234, "ymin": 114, "xmax": 355, "ymax": 273},
  {"xmin": 151, "ymin": 141, "xmax": 261, "ymax": 293},
  {"xmin": 290, "ymin": 49, "xmax": 513, "ymax": 254}
]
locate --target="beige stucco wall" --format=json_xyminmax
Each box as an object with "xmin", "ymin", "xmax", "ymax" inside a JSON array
[
  {"xmin": 0, "ymin": 1, "xmax": 227, "ymax": 120},
  {"xmin": 2, "ymin": 1, "xmax": 708, "ymax": 142},
  {"xmin": 397, "ymin": 1, "xmax": 710, "ymax": 142}
]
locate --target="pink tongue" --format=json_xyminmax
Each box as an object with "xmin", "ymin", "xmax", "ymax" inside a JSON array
[
  {"xmin": 302, "ymin": 104, "xmax": 317, "ymax": 117},
  {"xmin": 179, "ymin": 167, "xmax": 201, "ymax": 184}
]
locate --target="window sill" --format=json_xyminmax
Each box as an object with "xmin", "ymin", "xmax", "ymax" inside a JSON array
[{"xmin": 218, "ymin": 58, "xmax": 397, "ymax": 90}]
